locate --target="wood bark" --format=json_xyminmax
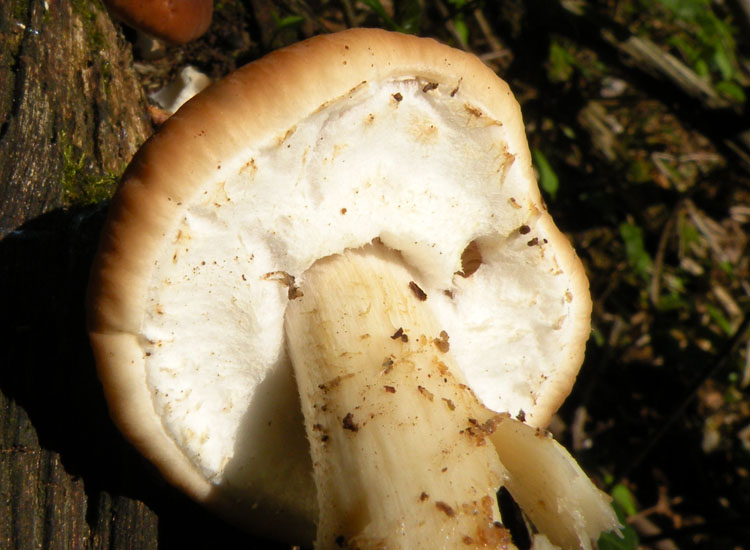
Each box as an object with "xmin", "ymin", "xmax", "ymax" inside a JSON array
[
  {"xmin": 0, "ymin": 0, "xmax": 152, "ymax": 235},
  {"xmin": 0, "ymin": 1, "xmax": 283, "ymax": 548}
]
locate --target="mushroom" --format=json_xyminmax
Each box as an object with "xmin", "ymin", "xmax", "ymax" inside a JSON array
[
  {"xmin": 87, "ymin": 29, "xmax": 619, "ymax": 548},
  {"xmin": 105, "ymin": 0, "xmax": 213, "ymax": 45},
  {"xmin": 150, "ymin": 65, "xmax": 213, "ymax": 119}
]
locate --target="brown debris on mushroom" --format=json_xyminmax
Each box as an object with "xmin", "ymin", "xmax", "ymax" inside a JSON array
[{"xmin": 285, "ymin": 244, "xmax": 512, "ymax": 549}]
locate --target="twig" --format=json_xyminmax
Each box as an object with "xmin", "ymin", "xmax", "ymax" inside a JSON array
[
  {"xmin": 433, "ymin": 0, "xmax": 470, "ymax": 50},
  {"xmin": 478, "ymin": 50, "xmax": 512, "ymax": 63},
  {"xmin": 337, "ymin": 0, "xmax": 357, "ymax": 28},
  {"xmin": 649, "ymin": 201, "xmax": 681, "ymax": 307},
  {"xmin": 473, "ymin": 7, "xmax": 504, "ymax": 55},
  {"xmin": 629, "ymin": 516, "xmax": 678, "ymax": 550},
  {"xmin": 684, "ymin": 199, "xmax": 735, "ymax": 264},
  {"xmin": 639, "ymin": 517, "xmax": 750, "ymax": 545},
  {"xmin": 742, "ymin": 339, "xmax": 750, "ymax": 388},
  {"xmin": 608, "ymin": 32, "xmax": 731, "ymax": 110},
  {"xmin": 578, "ymin": 101, "xmax": 622, "ymax": 162}
]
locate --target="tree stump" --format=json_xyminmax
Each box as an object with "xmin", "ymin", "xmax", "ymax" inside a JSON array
[{"xmin": 0, "ymin": 1, "xmax": 281, "ymax": 548}]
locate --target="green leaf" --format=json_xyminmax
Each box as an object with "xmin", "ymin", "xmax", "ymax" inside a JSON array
[
  {"xmin": 273, "ymin": 14, "xmax": 305, "ymax": 30},
  {"xmin": 598, "ymin": 483, "xmax": 640, "ymax": 550},
  {"xmin": 548, "ymin": 41, "xmax": 575, "ymax": 82},
  {"xmin": 712, "ymin": 46, "xmax": 734, "ymax": 81},
  {"xmin": 678, "ymin": 218, "xmax": 701, "ymax": 248},
  {"xmin": 716, "ymin": 80, "xmax": 746, "ymax": 103},
  {"xmin": 719, "ymin": 260, "xmax": 735, "ymax": 276},
  {"xmin": 657, "ymin": 0, "xmax": 710, "ymax": 22},
  {"xmin": 591, "ymin": 326, "xmax": 606, "ymax": 347},
  {"xmin": 706, "ymin": 304, "xmax": 733, "ymax": 335},
  {"xmin": 532, "ymin": 149, "xmax": 559, "ymax": 201},
  {"xmin": 657, "ymin": 291, "xmax": 687, "ymax": 312},
  {"xmin": 598, "ymin": 526, "xmax": 639, "ymax": 550},
  {"xmin": 619, "ymin": 222, "xmax": 653, "ymax": 280},
  {"xmin": 453, "ymin": 15, "xmax": 469, "ymax": 46},
  {"xmin": 395, "ymin": 0, "xmax": 422, "ymax": 34},
  {"xmin": 611, "ymin": 484, "xmax": 638, "ymax": 516},
  {"xmin": 668, "ymin": 35, "xmax": 701, "ymax": 65},
  {"xmin": 656, "ymin": 0, "xmax": 741, "ymax": 85}
]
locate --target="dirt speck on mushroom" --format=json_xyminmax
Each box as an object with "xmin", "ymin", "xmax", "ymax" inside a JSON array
[
  {"xmin": 433, "ymin": 330, "xmax": 450, "ymax": 353},
  {"xmin": 409, "ymin": 281, "xmax": 427, "ymax": 301},
  {"xmin": 342, "ymin": 412, "xmax": 358, "ymax": 432},
  {"xmin": 435, "ymin": 501, "xmax": 455, "ymax": 517},
  {"xmin": 390, "ymin": 327, "xmax": 408, "ymax": 342}
]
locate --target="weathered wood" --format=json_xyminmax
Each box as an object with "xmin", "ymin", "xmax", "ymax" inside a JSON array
[
  {"xmin": 0, "ymin": 0, "xmax": 156, "ymax": 547},
  {"xmin": 0, "ymin": 0, "xmax": 152, "ymax": 236},
  {"xmin": 0, "ymin": 1, "xmax": 286, "ymax": 549}
]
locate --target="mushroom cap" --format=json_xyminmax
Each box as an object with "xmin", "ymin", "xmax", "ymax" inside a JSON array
[
  {"xmin": 87, "ymin": 29, "xmax": 591, "ymax": 541},
  {"xmin": 105, "ymin": 0, "xmax": 213, "ymax": 44}
]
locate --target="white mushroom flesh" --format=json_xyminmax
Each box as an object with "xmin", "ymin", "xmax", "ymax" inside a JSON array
[
  {"xmin": 139, "ymin": 77, "xmax": 585, "ymax": 494},
  {"xmin": 285, "ymin": 244, "xmax": 514, "ymax": 549}
]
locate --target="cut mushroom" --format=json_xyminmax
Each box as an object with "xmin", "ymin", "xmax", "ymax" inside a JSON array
[
  {"xmin": 87, "ymin": 29, "xmax": 619, "ymax": 548},
  {"xmin": 285, "ymin": 244, "xmax": 511, "ymax": 548}
]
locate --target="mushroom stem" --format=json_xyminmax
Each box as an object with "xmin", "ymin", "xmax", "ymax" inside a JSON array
[{"xmin": 285, "ymin": 244, "xmax": 515, "ymax": 550}]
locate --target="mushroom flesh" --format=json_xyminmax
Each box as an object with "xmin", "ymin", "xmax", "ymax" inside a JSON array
[{"xmin": 87, "ymin": 29, "xmax": 619, "ymax": 549}]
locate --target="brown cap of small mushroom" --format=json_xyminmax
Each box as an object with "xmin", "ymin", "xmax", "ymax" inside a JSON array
[{"xmin": 105, "ymin": 0, "xmax": 213, "ymax": 44}]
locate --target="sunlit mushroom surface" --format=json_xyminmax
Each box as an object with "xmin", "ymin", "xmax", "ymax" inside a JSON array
[
  {"xmin": 142, "ymin": 75, "xmax": 585, "ymax": 480},
  {"xmin": 88, "ymin": 29, "xmax": 591, "ymax": 538}
]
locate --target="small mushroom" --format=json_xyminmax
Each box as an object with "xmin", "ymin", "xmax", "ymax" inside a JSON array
[
  {"xmin": 87, "ymin": 29, "xmax": 618, "ymax": 548},
  {"xmin": 105, "ymin": 0, "xmax": 213, "ymax": 45},
  {"xmin": 150, "ymin": 65, "xmax": 212, "ymax": 117}
]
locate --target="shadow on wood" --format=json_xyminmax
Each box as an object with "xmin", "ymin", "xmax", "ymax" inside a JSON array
[{"xmin": 0, "ymin": 206, "xmax": 287, "ymax": 549}]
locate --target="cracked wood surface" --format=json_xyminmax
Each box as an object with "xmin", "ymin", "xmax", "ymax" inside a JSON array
[
  {"xmin": 0, "ymin": 1, "xmax": 156, "ymax": 548},
  {"xmin": 0, "ymin": 1, "xmax": 275, "ymax": 549}
]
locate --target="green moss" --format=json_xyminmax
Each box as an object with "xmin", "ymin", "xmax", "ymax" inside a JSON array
[
  {"xmin": 625, "ymin": 158, "xmax": 652, "ymax": 183},
  {"xmin": 70, "ymin": 0, "xmax": 98, "ymax": 24},
  {"xmin": 60, "ymin": 134, "xmax": 122, "ymax": 206},
  {"xmin": 68, "ymin": 0, "xmax": 117, "ymax": 98},
  {"xmin": 70, "ymin": 0, "xmax": 107, "ymax": 53},
  {"xmin": 13, "ymin": 0, "xmax": 26, "ymax": 20}
]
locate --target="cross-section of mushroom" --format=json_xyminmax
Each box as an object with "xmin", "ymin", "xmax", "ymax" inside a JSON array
[{"xmin": 87, "ymin": 29, "xmax": 619, "ymax": 549}]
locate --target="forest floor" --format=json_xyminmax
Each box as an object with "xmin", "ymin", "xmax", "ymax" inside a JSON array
[{"xmin": 99, "ymin": 1, "xmax": 750, "ymax": 548}]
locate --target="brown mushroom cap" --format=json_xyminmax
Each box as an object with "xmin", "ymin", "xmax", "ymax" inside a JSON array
[
  {"xmin": 87, "ymin": 29, "xmax": 592, "ymax": 542},
  {"xmin": 105, "ymin": 0, "xmax": 213, "ymax": 44}
]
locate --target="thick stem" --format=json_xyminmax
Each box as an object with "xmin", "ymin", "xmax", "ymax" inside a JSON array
[{"xmin": 285, "ymin": 244, "xmax": 515, "ymax": 550}]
